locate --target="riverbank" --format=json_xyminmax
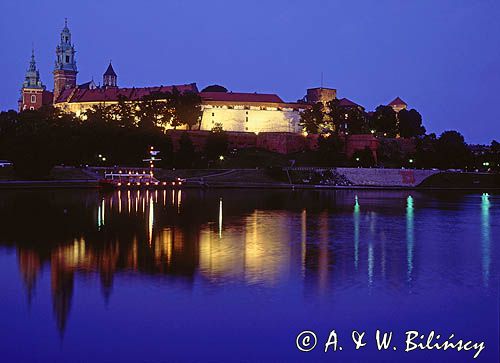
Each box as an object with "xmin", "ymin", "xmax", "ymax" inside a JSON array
[{"xmin": 0, "ymin": 166, "xmax": 498, "ymax": 190}]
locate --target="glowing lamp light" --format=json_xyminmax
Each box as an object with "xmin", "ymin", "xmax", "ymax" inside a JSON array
[
  {"xmin": 172, "ymin": 182, "xmax": 175, "ymax": 186},
  {"xmin": 356, "ymin": 157, "xmax": 360, "ymax": 162},
  {"xmin": 146, "ymin": 182, "xmax": 150, "ymax": 186},
  {"xmin": 370, "ymin": 130, "xmax": 375, "ymax": 134},
  {"xmin": 219, "ymin": 155, "xmax": 224, "ymax": 161},
  {"xmin": 409, "ymin": 159, "xmax": 414, "ymax": 163},
  {"xmin": 127, "ymin": 182, "xmax": 131, "ymax": 186},
  {"xmin": 136, "ymin": 182, "xmax": 140, "ymax": 186},
  {"xmin": 117, "ymin": 182, "xmax": 122, "ymax": 186},
  {"xmin": 162, "ymin": 182, "xmax": 167, "ymax": 186}
]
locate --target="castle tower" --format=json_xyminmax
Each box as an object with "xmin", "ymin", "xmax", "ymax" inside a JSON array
[
  {"xmin": 103, "ymin": 62, "xmax": 117, "ymax": 88},
  {"xmin": 53, "ymin": 18, "xmax": 77, "ymax": 102},
  {"xmin": 19, "ymin": 48, "xmax": 46, "ymax": 111}
]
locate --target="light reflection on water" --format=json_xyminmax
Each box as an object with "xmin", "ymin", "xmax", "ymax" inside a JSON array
[{"xmin": 0, "ymin": 189, "xmax": 498, "ymax": 362}]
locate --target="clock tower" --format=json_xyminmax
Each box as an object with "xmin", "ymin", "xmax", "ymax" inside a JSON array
[{"xmin": 53, "ymin": 18, "xmax": 77, "ymax": 101}]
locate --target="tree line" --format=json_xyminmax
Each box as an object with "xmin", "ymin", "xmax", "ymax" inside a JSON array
[
  {"xmin": 299, "ymin": 100, "xmax": 425, "ymax": 138},
  {"xmin": 0, "ymin": 92, "xmax": 498, "ymax": 178},
  {"xmin": 0, "ymin": 90, "xmax": 230, "ymax": 178}
]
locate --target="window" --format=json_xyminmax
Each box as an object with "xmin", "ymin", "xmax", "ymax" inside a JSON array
[
  {"xmin": 30, "ymin": 107, "xmax": 34, "ymax": 110},
  {"xmin": 65, "ymin": 55, "xmax": 70, "ymax": 63},
  {"xmin": 30, "ymin": 95, "xmax": 36, "ymax": 103},
  {"xmin": 245, "ymin": 127, "xmax": 248, "ymax": 131},
  {"xmin": 246, "ymin": 117, "xmax": 248, "ymax": 122},
  {"xmin": 212, "ymin": 113, "xmax": 215, "ymax": 117}
]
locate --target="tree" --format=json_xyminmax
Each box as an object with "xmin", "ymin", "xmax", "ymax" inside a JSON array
[
  {"xmin": 398, "ymin": 109, "xmax": 425, "ymax": 138},
  {"xmin": 113, "ymin": 95, "xmax": 136, "ymax": 127},
  {"xmin": 205, "ymin": 123, "xmax": 228, "ymax": 161},
  {"xmin": 370, "ymin": 105, "xmax": 398, "ymax": 137},
  {"xmin": 136, "ymin": 92, "xmax": 172, "ymax": 130},
  {"xmin": 377, "ymin": 139, "xmax": 404, "ymax": 167},
  {"xmin": 299, "ymin": 102, "xmax": 324, "ymax": 134},
  {"xmin": 415, "ymin": 133, "xmax": 437, "ymax": 168},
  {"xmin": 326, "ymin": 98, "xmax": 347, "ymax": 133},
  {"xmin": 84, "ymin": 103, "xmax": 114, "ymax": 124},
  {"xmin": 317, "ymin": 134, "xmax": 346, "ymax": 165},
  {"xmin": 173, "ymin": 91, "xmax": 203, "ymax": 130},
  {"xmin": 201, "ymin": 85, "xmax": 228, "ymax": 93},
  {"xmin": 436, "ymin": 131, "xmax": 471, "ymax": 169},
  {"xmin": 345, "ymin": 107, "xmax": 368, "ymax": 134},
  {"xmin": 5, "ymin": 111, "xmax": 57, "ymax": 178},
  {"xmin": 176, "ymin": 132, "xmax": 196, "ymax": 168},
  {"xmin": 352, "ymin": 147, "xmax": 375, "ymax": 167}
]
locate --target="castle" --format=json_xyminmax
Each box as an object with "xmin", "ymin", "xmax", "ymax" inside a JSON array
[{"xmin": 19, "ymin": 20, "xmax": 407, "ymax": 135}]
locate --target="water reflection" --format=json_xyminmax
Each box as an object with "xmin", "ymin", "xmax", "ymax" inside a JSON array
[
  {"xmin": 407, "ymin": 195, "xmax": 414, "ymax": 283},
  {"xmin": 0, "ymin": 189, "xmax": 496, "ymax": 338},
  {"xmin": 481, "ymin": 193, "xmax": 490, "ymax": 287}
]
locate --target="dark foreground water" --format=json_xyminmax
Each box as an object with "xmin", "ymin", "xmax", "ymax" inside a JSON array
[{"xmin": 0, "ymin": 189, "xmax": 498, "ymax": 362}]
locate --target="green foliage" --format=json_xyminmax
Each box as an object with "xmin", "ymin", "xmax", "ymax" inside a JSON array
[
  {"xmin": 398, "ymin": 109, "xmax": 426, "ymax": 137},
  {"xmin": 345, "ymin": 107, "xmax": 368, "ymax": 134},
  {"xmin": 352, "ymin": 147, "xmax": 375, "ymax": 167},
  {"xmin": 205, "ymin": 125, "xmax": 229, "ymax": 161},
  {"xmin": 435, "ymin": 131, "xmax": 472, "ymax": 169},
  {"xmin": 299, "ymin": 102, "xmax": 324, "ymax": 134},
  {"xmin": 201, "ymin": 85, "xmax": 228, "ymax": 93},
  {"xmin": 317, "ymin": 134, "xmax": 346, "ymax": 165},
  {"xmin": 176, "ymin": 132, "xmax": 196, "ymax": 168},
  {"xmin": 370, "ymin": 105, "xmax": 398, "ymax": 137},
  {"xmin": 377, "ymin": 139, "xmax": 405, "ymax": 167}
]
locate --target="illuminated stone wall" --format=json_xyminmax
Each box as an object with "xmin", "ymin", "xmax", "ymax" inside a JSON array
[{"xmin": 200, "ymin": 105, "xmax": 302, "ymax": 133}]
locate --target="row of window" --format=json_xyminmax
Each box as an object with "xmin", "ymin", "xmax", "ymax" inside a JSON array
[{"xmin": 206, "ymin": 105, "xmax": 302, "ymax": 112}]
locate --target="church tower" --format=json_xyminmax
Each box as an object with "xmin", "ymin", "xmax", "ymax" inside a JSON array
[
  {"xmin": 53, "ymin": 18, "xmax": 77, "ymax": 101},
  {"xmin": 19, "ymin": 48, "xmax": 46, "ymax": 111},
  {"xmin": 103, "ymin": 62, "xmax": 117, "ymax": 88}
]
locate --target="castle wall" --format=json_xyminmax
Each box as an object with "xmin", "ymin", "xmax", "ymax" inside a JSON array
[{"xmin": 200, "ymin": 105, "xmax": 302, "ymax": 133}]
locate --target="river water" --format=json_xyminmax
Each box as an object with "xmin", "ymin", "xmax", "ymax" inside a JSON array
[{"xmin": 0, "ymin": 189, "xmax": 498, "ymax": 362}]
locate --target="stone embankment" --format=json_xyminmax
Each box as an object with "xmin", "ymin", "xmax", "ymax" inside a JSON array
[{"xmin": 336, "ymin": 168, "xmax": 439, "ymax": 187}]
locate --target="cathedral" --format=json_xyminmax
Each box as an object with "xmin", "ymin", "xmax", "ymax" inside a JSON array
[{"xmin": 19, "ymin": 20, "xmax": 407, "ymax": 134}]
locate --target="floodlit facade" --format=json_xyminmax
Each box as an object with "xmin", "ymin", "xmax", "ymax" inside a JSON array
[{"xmin": 18, "ymin": 19, "xmax": 408, "ymax": 135}]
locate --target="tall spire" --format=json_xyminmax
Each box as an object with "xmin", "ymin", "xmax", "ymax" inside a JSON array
[
  {"xmin": 55, "ymin": 18, "xmax": 77, "ymax": 72},
  {"xmin": 23, "ymin": 47, "xmax": 44, "ymax": 89},
  {"xmin": 103, "ymin": 61, "xmax": 117, "ymax": 88}
]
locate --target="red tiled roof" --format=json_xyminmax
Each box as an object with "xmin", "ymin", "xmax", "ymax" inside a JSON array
[
  {"xmin": 56, "ymin": 83, "xmax": 199, "ymax": 103},
  {"xmin": 388, "ymin": 97, "xmax": 407, "ymax": 106},
  {"xmin": 338, "ymin": 97, "xmax": 362, "ymax": 108},
  {"xmin": 200, "ymin": 92, "xmax": 284, "ymax": 104},
  {"xmin": 42, "ymin": 90, "xmax": 53, "ymax": 105}
]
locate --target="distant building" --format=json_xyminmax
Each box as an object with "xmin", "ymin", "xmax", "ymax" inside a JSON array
[
  {"xmin": 388, "ymin": 97, "xmax": 407, "ymax": 113},
  {"xmin": 18, "ymin": 19, "xmax": 410, "ymax": 138},
  {"xmin": 199, "ymin": 91, "xmax": 306, "ymax": 133},
  {"xmin": 53, "ymin": 18, "xmax": 78, "ymax": 102},
  {"xmin": 18, "ymin": 48, "xmax": 53, "ymax": 111}
]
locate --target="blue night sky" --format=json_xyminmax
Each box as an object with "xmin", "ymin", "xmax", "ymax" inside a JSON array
[{"xmin": 1, "ymin": 0, "xmax": 499, "ymax": 144}]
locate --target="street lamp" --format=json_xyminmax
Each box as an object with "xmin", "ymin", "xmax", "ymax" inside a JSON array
[{"xmin": 219, "ymin": 155, "xmax": 224, "ymax": 161}]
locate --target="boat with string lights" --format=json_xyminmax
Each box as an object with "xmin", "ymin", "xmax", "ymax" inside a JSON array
[
  {"xmin": 99, "ymin": 171, "xmax": 184, "ymax": 189},
  {"xmin": 99, "ymin": 147, "xmax": 184, "ymax": 189}
]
